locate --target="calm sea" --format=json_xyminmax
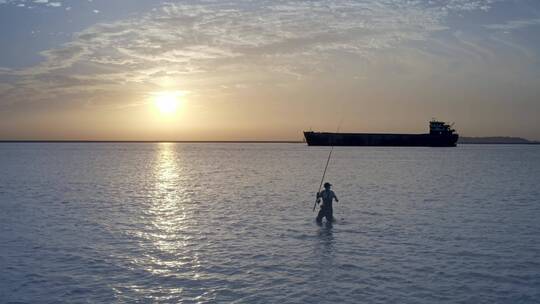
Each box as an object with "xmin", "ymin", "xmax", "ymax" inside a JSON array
[{"xmin": 1, "ymin": 143, "xmax": 539, "ymax": 303}]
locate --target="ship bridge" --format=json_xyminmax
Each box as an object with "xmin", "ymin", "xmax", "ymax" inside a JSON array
[{"xmin": 429, "ymin": 121, "xmax": 455, "ymax": 136}]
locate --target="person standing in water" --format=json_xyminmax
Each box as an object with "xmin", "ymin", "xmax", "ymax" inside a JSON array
[{"xmin": 316, "ymin": 182, "xmax": 339, "ymax": 223}]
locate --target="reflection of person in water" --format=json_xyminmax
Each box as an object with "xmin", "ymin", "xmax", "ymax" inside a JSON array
[{"xmin": 315, "ymin": 182, "xmax": 339, "ymax": 223}]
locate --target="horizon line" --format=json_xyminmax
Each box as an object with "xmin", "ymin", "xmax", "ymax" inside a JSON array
[
  {"xmin": 1, "ymin": 140, "xmax": 539, "ymax": 144},
  {"xmin": 0, "ymin": 140, "xmax": 304, "ymax": 143}
]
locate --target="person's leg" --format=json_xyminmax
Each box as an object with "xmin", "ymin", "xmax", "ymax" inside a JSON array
[
  {"xmin": 326, "ymin": 206, "xmax": 334, "ymax": 222},
  {"xmin": 316, "ymin": 207, "xmax": 325, "ymax": 223}
]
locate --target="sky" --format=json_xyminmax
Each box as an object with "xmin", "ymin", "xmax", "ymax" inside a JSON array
[{"xmin": 0, "ymin": 0, "xmax": 539, "ymax": 141}]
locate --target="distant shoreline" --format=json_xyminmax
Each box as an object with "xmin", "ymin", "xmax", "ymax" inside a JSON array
[
  {"xmin": 459, "ymin": 142, "xmax": 540, "ymax": 145},
  {"xmin": 458, "ymin": 136, "xmax": 540, "ymax": 144}
]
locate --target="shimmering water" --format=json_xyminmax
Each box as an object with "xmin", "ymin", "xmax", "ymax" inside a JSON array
[{"xmin": 1, "ymin": 143, "xmax": 539, "ymax": 303}]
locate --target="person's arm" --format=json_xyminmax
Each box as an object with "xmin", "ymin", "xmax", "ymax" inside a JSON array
[{"xmin": 334, "ymin": 192, "xmax": 339, "ymax": 202}]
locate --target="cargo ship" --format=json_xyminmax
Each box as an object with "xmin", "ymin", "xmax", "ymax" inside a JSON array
[{"xmin": 304, "ymin": 121, "xmax": 458, "ymax": 147}]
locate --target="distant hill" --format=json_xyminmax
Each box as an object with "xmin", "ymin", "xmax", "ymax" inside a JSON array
[{"xmin": 459, "ymin": 137, "xmax": 540, "ymax": 144}]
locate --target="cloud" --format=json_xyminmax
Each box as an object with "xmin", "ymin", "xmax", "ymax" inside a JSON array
[
  {"xmin": 439, "ymin": 0, "xmax": 499, "ymax": 12},
  {"xmin": 1, "ymin": 0, "xmax": 64, "ymax": 8},
  {"xmin": 484, "ymin": 18, "xmax": 540, "ymax": 31},
  {"xmin": 0, "ymin": 0, "xmax": 514, "ymax": 109}
]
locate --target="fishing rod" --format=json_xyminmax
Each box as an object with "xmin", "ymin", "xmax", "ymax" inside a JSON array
[
  {"xmin": 312, "ymin": 145, "xmax": 334, "ymax": 211},
  {"xmin": 312, "ymin": 119, "xmax": 344, "ymax": 212}
]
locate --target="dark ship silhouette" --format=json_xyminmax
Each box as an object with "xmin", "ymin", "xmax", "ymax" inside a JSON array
[{"xmin": 304, "ymin": 121, "xmax": 458, "ymax": 147}]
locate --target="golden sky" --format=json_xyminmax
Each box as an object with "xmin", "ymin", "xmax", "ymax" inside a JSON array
[{"xmin": 0, "ymin": 1, "xmax": 539, "ymax": 140}]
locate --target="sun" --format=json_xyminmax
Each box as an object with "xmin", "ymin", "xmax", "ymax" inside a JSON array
[{"xmin": 152, "ymin": 91, "xmax": 183, "ymax": 114}]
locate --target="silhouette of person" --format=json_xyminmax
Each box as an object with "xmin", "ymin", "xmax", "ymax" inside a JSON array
[{"xmin": 316, "ymin": 182, "xmax": 339, "ymax": 223}]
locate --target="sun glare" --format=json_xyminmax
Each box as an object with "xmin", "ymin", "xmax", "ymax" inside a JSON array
[{"xmin": 153, "ymin": 91, "xmax": 183, "ymax": 114}]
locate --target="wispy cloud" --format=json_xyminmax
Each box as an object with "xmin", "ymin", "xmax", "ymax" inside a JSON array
[
  {"xmin": 484, "ymin": 18, "xmax": 540, "ymax": 31},
  {"xmin": 0, "ymin": 0, "xmax": 63, "ymax": 8},
  {"xmin": 0, "ymin": 0, "xmax": 516, "ymax": 109}
]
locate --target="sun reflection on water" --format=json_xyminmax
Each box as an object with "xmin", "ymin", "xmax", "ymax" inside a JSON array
[
  {"xmin": 121, "ymin": 143, "xmax": 203, "ymax": 301},
  {"xmin": 150, "ymin": 143, "xmax": 189, "ymax": 251},
  {"xmin": 149, "ymin": 143, "xmax": 200, "ymax": 254}
]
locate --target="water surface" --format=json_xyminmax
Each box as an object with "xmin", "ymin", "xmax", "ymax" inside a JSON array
[{"xmin": 1, "ymin": 143, "xmax": 539, "ymax": 303}]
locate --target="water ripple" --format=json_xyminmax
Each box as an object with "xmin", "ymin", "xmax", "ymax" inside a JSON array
[{"xmin": 1, "ymin": 143, "xmax": 539, "ymax": 303}]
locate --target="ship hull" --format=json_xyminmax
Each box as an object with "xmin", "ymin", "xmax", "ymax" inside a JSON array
[{"xmin": 304, "ymin": 132, "xmax": 458, "ymax": 147}]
